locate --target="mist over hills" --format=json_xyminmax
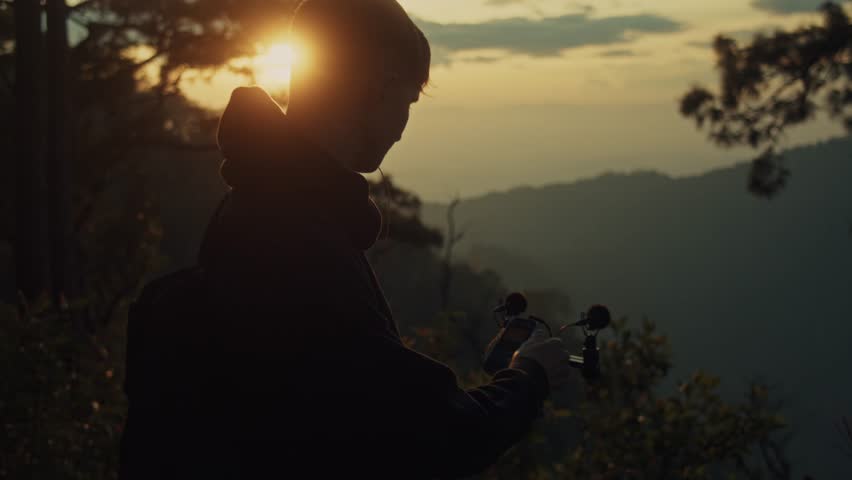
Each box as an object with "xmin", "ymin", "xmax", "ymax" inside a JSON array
[{"xmin": 422, "ymin": 136, "xmax": 852, "ymax": 478}]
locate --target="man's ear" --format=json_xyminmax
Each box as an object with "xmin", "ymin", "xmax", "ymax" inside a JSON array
[
  {"xmin": 345, "ymin": 73, "xmax": 383, "ymax": 111},
  {"xmin": 368, "ymin": 81, "xmax": 387, "ymax": 104},
  {"xmin": 369, "ymin": 71, "xmax": 401, "ymax": 103}
]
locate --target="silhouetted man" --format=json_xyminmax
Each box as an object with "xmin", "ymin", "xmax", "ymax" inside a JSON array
[{"xmin": 119, "ymin": 1, "xmax": 576, "ymax": 478}]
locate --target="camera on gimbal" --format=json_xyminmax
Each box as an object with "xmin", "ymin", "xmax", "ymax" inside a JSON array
[{"xmin": 482, "ymin": 292, "xmax": 610, "ymax": 382}]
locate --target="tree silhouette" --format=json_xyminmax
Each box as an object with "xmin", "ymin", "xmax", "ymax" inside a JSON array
[
  {"xmin": 440, "ymin": 196, "xmax": 469, "ymax": 311},
  {"xmin": 12, "ymin": 0, "xmax": 46, "ymax": 302},
  {"xmin": 369, "ymin": 173, "xmax": 444, "ymax": 254},
  {"xmin": 3, "ymin": 0, "xmax": 300, "ymax": 315},
  {"xmin": 680, "ymin": 2, "xmax": 851, "ymax": 197}
]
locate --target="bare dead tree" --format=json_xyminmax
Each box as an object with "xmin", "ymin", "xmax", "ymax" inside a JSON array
[
  {"xmin": 438, "ymin": 196, "xmax": 484, "ymax": 355},
  {"xmin": 439, "ymin": 196, "xmax": 468, "ymax": 311},
  {"xmin": 759, "ymin": 435, "xmax": 794, "ymax": 480}
]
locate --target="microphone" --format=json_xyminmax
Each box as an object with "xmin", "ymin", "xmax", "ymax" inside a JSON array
[
  {"xmin": 571, "ymin": 304, "xmax": 611, "ymax": 330},
  {"xmin": 493, "ymin": 292, "xmax": 528, "ymax": 316}
]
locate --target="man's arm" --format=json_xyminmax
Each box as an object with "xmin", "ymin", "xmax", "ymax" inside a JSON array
[
  {"xmin": 429, "ymin": 354, "xmax": 550, "ymax": 477},
  {"xmin": 272, "ymin": 235, "xmax": 554, "ymax": 477},
  {"xmin": 319, "ymin": 332, "xmax": 551, "ymax": 479}
]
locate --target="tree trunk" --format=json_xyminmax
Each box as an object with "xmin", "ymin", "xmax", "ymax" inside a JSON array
[
  {"xmin": 47, "ymin": 0, "xmax": 73, "ymax": 307},
  {"xmin": 15, "ymin": 0, "xmax": 47, "ymax": 303},
  {"xmin": 440, "ymin": 198, "xmax": 463, "ymax": 311}
]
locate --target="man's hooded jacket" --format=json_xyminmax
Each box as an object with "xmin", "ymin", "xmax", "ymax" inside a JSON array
[{"xmin": 119, "ymin": 86, "xmax": 550, "ymax": 479}]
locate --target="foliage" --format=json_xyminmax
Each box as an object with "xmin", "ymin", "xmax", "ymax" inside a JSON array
[
  {"xmin": 0, "ymin": 301, "xmax": 127, "ymax": 480},
  {"xmin": 76, "ymin": 161, "xmax": 167, "ymax": 327},
  {"xmin": 561, "ymin": 318, "xmax": 797, "ymax": 480},
  {"xmin": 2, "ymin": 0, "xmax": 301, "ymax": 308},
  {"xmin": 369, "ymin": 173, "xmax": 445, "ymax": 250},
  {"xmin": 407, "ymin": 308, "xmax": 804, "ymax": 479},
  {"xmin": 680, "ymin": 2, "xmax": 852, "ymax": 197}
]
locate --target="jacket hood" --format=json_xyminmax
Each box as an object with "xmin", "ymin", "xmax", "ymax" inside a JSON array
[
  {"xmin": 216, "ymin": 86, "xmax": 293, "ymax": 191},
  {"xmin": 201, "ymin": 86, "xmax": 383, "ymax": 271}
]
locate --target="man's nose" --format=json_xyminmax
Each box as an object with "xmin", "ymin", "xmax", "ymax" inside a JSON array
[{"xmin": 396, "ymin": 121, "xmax": 408, "ymax": 142}]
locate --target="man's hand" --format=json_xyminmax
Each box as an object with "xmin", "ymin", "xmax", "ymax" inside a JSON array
[{"xmin": 509, "ymin": 324, "xmax": 574, "ymax": 389}]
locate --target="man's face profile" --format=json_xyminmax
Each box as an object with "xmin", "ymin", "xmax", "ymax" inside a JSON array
[
  {"xmin": 283, "ymin": 0, "xmax": 430, "ymax": 174},
  {"xmin": 353, "ymin": 78, "xmax": 422, "ymax": 174}
]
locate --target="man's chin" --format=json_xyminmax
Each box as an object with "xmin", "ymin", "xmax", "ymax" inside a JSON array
[
  {"xmin": 352, "ymin": 161, "xmax": 382, "ymax": 174},
  {"xmin": 353, "ymin": 146, "xmax": 392, "ymax": 173}
]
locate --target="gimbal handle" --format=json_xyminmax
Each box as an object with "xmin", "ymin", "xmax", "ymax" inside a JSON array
[{"xmin": 568, "ymin": 333, "xmax": 602, "ymax": 381}]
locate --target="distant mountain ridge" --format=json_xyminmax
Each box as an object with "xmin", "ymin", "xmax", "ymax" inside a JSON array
[{"xmin": 422, "ymin": 136, "xmax": 852, "ymax": 478}]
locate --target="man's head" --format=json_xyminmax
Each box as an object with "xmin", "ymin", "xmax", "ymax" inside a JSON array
[{"xmin": 286, "ymin": 0, "xmax": 430, "ymax": 173}]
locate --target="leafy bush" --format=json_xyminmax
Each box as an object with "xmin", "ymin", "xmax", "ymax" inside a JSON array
[
  {"xmin": 561, "ymin": 318, "xmax": 790, "ymax": 479},
  {"xmin": 1, "ymin": 301, "xmax": 127, "ymax": 480}
]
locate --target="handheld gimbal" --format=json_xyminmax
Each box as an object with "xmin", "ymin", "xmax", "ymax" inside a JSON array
[{"xmin": 482, "ymin": 292, "xmax": 610, "ymax": 382}]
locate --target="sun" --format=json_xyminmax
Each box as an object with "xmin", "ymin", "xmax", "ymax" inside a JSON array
[{"xmin": 252, "ymin": 42, "xmax": 297, "ymax": 92}]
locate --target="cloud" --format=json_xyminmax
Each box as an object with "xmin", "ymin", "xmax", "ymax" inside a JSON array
[
  {"xmin": 686, "ymin": 25, "xmax": 784, "ymax": 50},
  {"xmin": 600, "ymin": 49, "xmax": 637, "ymax": 57},
  {"xmin": 484, "ymin": 0, "xmax": 527, "ymax": 5},
  {"xmin": 428, "ymin": 48, "xmax": 503, "ymax": 68},
  {"xmin": 463, "ymin": 55, "xmax": 503, "ymax": 64},
  {"xmin": 484, "ymin": 0, "xmax": 595, "ymax": 13},
  {"xmin": 414, "ymin": 13, "xmax": 682, "ymax": 58},
  {"xmin": 686, "ymin": 40, "xmax": 712, "ymax": 49},
  {"xmin": 751, "ymin": 0, "xmax": 849, "ymax": 14}
]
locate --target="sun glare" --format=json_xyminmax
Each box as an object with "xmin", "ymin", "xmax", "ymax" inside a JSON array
[{"xmin": 252, "ymin": 42, "xmax": 297, "ymax": 93}]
